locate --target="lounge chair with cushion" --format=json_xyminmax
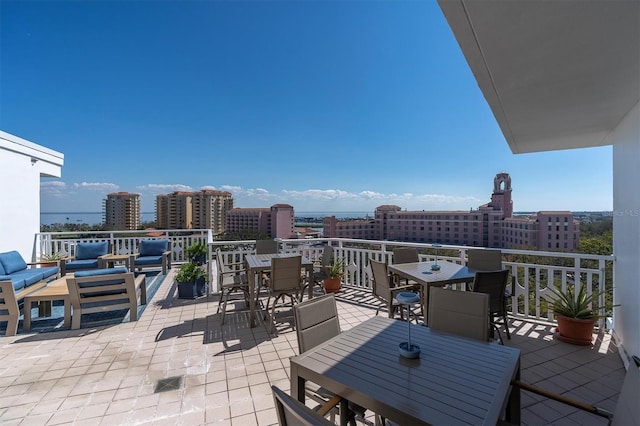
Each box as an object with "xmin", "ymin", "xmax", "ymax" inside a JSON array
[
  {"xmin": 133, "ymin": 239, "xmax": 171, "ymax": 275},
  {"xmin": 61, "ymin": 241, "xmax": 110, "ymax": 276},
  {"xmin": 66, "ymin": 267, "xmax": 146, "ymax": 329}
]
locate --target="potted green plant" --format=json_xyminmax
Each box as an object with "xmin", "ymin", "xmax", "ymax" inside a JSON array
[
  {"xmin": 323, "ymin": 258, "xmax": 345, "ymax": 293},
  {"xmin": 175, "ymin": 261, "xmax": 208, "ymax": 299},
  {"xmin": 39, "ymin": 252, "xmax": 67, "ymax": 267},
  {"xmin": 185, "ymin": 242, "xmax": 208, "ymax": 266},
  {"xmin": 550, "ymin": 284, "xmax": 617, "ymax": 345}
]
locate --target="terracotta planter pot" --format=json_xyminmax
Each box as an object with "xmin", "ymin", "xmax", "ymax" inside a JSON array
[
  {"xmin": 323, "ymin": 277, "xmax": 341, "ymax": 293},
  {"xmin": 554, "ymin": 314, "xmax": 596, "ymax": 346}
]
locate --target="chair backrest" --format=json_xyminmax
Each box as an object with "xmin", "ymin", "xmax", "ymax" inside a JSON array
[
  {"xmin": 428, "ymin": 287, "xmax": 490, "ymax": 341},
  {"xmin": 75, "ymin": 241, "xmax": 109, "ymax": 260},
  {"xmin": 256, "ymin": 239, "xmax": 279, "ymax": 255},
  {"xmin": 293, "ymin": 294, "xmax": 340, "ymax": 354},
  {"xmin": 369, "ymin": 259, "xmax": 392, "ymax": 303},
  {"xmin": 472, "ymin": 269, "xmax": 510, "ymax": 315},
  {"xmin": 320, "ymin": 245, "xmax": 334, "ymax": 268},
  {"xmin": 270, "ymin": 255, "xmax": 302, "ymax": 292},
  {"xmin": 215, "ymin": 249, "xmax": 229, "ymax": 278},
  {"xmin": 139, "ymin": 239, "xmax": 169, "ymax": 257},
  {"xmin": 271, "ymin": 385, "xmax": 333, "ymax": 426},
  {"xmin": 612, "ymin": 355, "xmax": 640, "ymax": 426},
  {"xmin": 467, "ymin": 249, "xmax": 502, "ymax": 271},
  {"xmin": 392, "ymin": 247, "xmax": 419, "ymax": 264}
]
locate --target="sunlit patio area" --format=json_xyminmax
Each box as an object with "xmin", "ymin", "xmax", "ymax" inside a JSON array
[{"xmin": 0, "ymin": 268, "xmax": 624, "ymax": 426}]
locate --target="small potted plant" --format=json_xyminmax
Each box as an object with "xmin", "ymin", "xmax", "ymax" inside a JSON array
[
  {"xmin": 175, "ymin": 261, "xmax": 208, "ymax": 299},
  {"xmin": 185, "ymin": 242, "xmax": 208, "ymax": 266},
  {"xmin": 323, "ymin": 258, "xmax": 345, "ymax": 293},
  {"xmin": 551, "ymin": 284, "xmax": 617, "ymax": 345},
  {"xmin": 39, "ymin": 252, "xmax": 67, "ymax": 267}
]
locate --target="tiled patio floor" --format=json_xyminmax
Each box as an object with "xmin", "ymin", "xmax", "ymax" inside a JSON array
[{"xmin": 0, "ymin": 270, "xmax": 625, "ymax": 425}]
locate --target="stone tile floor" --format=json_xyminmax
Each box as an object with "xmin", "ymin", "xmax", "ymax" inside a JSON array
[{"xmin": 0, "ymin": 270, "xmax": 626, "ymax": 425}]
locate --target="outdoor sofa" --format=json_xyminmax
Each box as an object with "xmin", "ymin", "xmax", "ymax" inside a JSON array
[{"xmin": 0, "ymin": 250, "xmax": 60, "ymax": 336}]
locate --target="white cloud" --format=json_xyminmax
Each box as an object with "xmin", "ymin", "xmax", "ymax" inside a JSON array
[
  {"xmin": 136, "ymin": 184, "xmax": 194, "ymax": 194},
  {"xmin": 41, "ymin": 181, "xmax": 67, "ymax": 197},
  {"xmin": 73, "ymin": 182, "xmax": 119, "ymax": 191}
]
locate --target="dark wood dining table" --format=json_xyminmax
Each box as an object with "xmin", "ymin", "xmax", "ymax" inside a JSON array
[
  {"xmin": 388, "ymin": 260, "xmax": 477, "ymax": 321},
  {"xmin": 290, "ymin": 315, "xmax": 521, "ymax": 425},
  {"xmin": 244, "ymin": 253, "xmax": 313, "ymax": 327}
]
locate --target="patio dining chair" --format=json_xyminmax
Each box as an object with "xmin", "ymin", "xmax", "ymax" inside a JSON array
[
  {"xmin": 255, "ymin": 239, "xmax": 279, "ymax": 254},
  {"xmin": 391, "ymin": 247, "xmax": 420, "ymax": 287},
  {"xmin": 369, "ymin": 259, "xmax": 421, "ymax": 322},
  {"xmin": 264, "ymin": 255, "xmax": 304, "ymax": 334},
  {"xmin": 300, "ymin": 245, "xmax": 332, "ymax": 300},
  {"xmin": 427, "ymin": 286, "xmax": 490, "ymax": 341},
  {"xmin": 215, "ymin": 249, "xmax": 250, "ymax": 324},
  {"xmin": 472, "ymin": 269, "xmax": 511, "ymax": 341},
  {"xmin": 467, "ymin": 248, "xmax": 503, "ymax": 271},
  {"xmin": 293, "ymin": 293, "xmax": 365, "ymax": 425},
  {"xmin": 271, "ymin": 385, "xmax": 336, "ymax": 426}
]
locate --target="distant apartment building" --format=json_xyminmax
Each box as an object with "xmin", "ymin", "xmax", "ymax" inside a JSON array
[
  {"xmin": 226, "ymin": 204, "xmax": 295, "ymax": 239},
  {"xmin": 103, "ymin": 192, "xmax": 141, "ymax": 230},
  {"xmin": 156, "ymin": 190, "xmax": 233, "ymax": 234},
  {"xmin": 323, "ymin": 173, "xmax": 580, "ymax": 251}
]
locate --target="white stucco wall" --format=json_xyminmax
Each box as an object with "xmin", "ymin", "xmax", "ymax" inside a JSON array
[
  {"xmin": 0, "ymin": 131, "xmax": 64, "ymax": 261},
  {"xmin": 612, "ymin": 102, "xmax": 640, "ymax": 359}
]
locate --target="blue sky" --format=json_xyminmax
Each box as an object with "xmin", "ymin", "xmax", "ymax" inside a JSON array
[{"xmin": 1, "ymin": 1, "xmax": 612, "ymax": 214}]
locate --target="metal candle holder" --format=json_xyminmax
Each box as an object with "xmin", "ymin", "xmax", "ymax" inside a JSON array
[
  {"xmin": 396, "ymin": 292, "xmax": 421, "ymax": 359},
  {"xmin": 431, "ymin": 243, "xmax": 442, "ymax": 271}
]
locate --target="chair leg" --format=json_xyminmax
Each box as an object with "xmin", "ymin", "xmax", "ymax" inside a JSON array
[{"xmin": 503, "ymin": 313, "xmax": 511, "ymax": 339}]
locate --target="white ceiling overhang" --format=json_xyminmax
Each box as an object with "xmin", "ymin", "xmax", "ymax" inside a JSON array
[{"xmin": 438, "ymin": 0, "xmax": 640, "ymax": 154}]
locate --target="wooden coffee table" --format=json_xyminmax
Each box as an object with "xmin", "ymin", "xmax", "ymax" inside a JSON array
[
  {"xmin": 23, "ymin": 276, "xmax": 71, "ymax": 331},
  {"xmin": 100, "ymin": 253, "xmax": 133, "ymax": 270}
]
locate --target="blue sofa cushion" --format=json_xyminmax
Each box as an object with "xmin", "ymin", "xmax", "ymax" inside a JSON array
[
  {"xmin": 0, "ymin": 251, "xmax": 28, "ymax": 274},
  {"xmin": 75, "ymin": 242, "xmax": 108, "ymax": 260},
  {"xmin": 11, "ymin": 269, "xmax": 44, "ymax": 287},
  {"xmin": 74, "ymin": 267, "xmax": 128, "ymax": 278},
  {"xmin": 0, "ymin": 260, "xmax": 5, "ymax": 275},
  {"xmin": 65, "ymin": 259, "xmax": 100, "ymax": 271},
  {"xmin": 0, "ymin": 275, "xmax": 26, "ymax": 291},
  {"xmin": 139, "ymin": 240, "xmax": 168, "ymax": 257},
  {"xmin": 134, "ymin": 256, "xmax": 163, "ymax": 266},
  {"xmin": 40, "ymin": 266, "xmax": 60, "ymax": 279}
]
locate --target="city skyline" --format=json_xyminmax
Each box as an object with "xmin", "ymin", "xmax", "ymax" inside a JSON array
[{"xmin": 2, "ymin": 1, "xmax": 613, "ymax": 213}]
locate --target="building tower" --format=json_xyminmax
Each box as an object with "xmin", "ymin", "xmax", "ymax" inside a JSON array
[
  {"xmin": 488, "ymin": 172, "xmax": 513, "ymax": 218},
  {"xmin": 104, "ymin": 192, "xmax": 141, "ymax": 230}
]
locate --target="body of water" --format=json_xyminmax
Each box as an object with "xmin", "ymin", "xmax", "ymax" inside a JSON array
[
  {"xmin": 40, "ymin": 211, "xmax": 371, "ymax": 226},
  {"xmin": 41, "ymin": 212, "xmax": 156, "ymax": 226}
]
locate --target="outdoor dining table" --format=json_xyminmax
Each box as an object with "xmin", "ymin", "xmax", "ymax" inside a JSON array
[
  {"xmin": 388, "ymin": 260, "xmax": 477, "ymax": 322},
  {"xmin": 244, "ymin": 253, "xmax": 313, "ymax": 328},
  {"xmin": 290, "ymin": 315, "xmax": 521, "ymax": 425}
]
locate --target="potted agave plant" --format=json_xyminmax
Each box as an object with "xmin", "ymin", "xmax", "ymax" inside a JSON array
[
  {"xmin": 551, "ymin": 284, "xmax": 617, "ymax": 346},
  {"xmin": 323, "ymin": 258, "xmax": 345, "ymax": 293},
  {"xmin": 39, "ymin": 251, "xmax": 67, "ymax": 267}
]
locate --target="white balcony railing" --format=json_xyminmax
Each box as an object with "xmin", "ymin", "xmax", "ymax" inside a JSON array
[{"xmin": 35, "ymin": 233, "xmax": 614, "ymax": 328}]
